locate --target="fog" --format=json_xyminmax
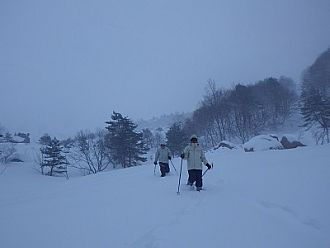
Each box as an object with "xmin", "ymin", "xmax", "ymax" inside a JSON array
[{"xmin": 1, "ymin": 0, "xmax": 330, "ymax": 138}]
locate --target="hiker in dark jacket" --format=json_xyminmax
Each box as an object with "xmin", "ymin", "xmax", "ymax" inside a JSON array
[
  {"xmin": 181, "ymin": 135, "xmax": 211, "ymax": 191},
  {"xmin": 154, "ymin": 143, "xmax": 172, "ymax": 177}
]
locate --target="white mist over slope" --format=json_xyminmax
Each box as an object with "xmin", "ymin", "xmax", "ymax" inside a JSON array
[{"xmin": 1, "ymin": 144, "xmax": 329, "ymax": 248}]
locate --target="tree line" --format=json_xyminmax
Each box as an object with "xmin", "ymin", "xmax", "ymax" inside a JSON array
[
  {"xmin": 39, "ymin": 74, "xmax": 300, "ymax": 177},
  {"xmin": 180, "ymin": 76, "xmax": 298, "ymax": 147},
  {"xmin": 21, "ymin": 47, "xmax": 330, "ymax": 177},
  {"xmin": 167, "ymin": 47, "xmax": 330, "ymax": 149},
  {"xmin": 37, "ymin": 47, "xmax": 330, "ymax": 177},
  {"xmin": 38, "ymin": 112, "xmax": 149, "ymax": 177}
]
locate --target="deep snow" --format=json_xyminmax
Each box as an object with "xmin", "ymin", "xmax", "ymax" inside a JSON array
[{"xmin": 0, "ymin": 144, "xmax": 330, "ymax": 248}]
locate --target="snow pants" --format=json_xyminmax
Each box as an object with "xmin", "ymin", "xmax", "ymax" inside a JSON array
[
  {"xmin": 187, "ymin": 169, "xmax": 203, "ymax": 188},
  {"xmin": 159, "ymin": 162, "xmax": 170, "ymax": 176}
]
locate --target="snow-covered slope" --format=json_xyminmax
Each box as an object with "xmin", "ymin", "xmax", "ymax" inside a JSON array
[{"xmin": 0, "ymin": 145, "xmax": 329, "ymax": 248}]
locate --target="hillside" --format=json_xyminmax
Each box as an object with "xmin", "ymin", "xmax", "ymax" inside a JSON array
[{"xmin": 0, "ymin": 144, "xmax": 329, "ymax": 248}]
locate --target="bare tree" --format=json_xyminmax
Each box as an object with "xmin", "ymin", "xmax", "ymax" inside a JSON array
[
  {"xmin": 69, "ymin": 130, "xmax": 112, "ymax": 174},
  {"xmin": 0, "ymin": 143, "xmax": 16, "ymax": 164},
  {"xmin": 301, "ymin": 48, "xmax": 330, "ymax": 144}
]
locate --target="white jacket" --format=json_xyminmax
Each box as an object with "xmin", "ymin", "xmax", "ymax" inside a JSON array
[
  {"xmin": 182, "ymin": 143, "xmax": 208, "ymax": 170},
  {"xmin": 154, "ymin": 147, "xmax": 171, "ymax": 164}
]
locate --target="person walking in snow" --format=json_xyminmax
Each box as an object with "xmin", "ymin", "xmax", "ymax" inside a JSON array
[
  {"xmin": 180, "ymin": 135, "xmax": 211, "ymax": 191},
  {"xmin": 154, "ymin": 143, "xmax": 172, "ymax": 177}
]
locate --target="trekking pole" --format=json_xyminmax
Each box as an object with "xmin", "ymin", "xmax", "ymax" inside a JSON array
[
  {"xmin": 202, "ymin": 163, "xmax": 213, "ymax": 177},
  {"xmin": 177, "ymin": 159, "xmax": 183, "ymax": 195},
  {"xmin": 202, "ymin": 168, "xmax": 209, "ymax": 177},
  {"xmin": 169, "ymin": 159, "xmax": 178, "ymax": 175}
]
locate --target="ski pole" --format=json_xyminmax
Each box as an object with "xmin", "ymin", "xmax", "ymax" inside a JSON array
[
  {"xmin": 177, "ymin": 159, "xmax": 183, "ymax": 195},
  {"xmin": 169, "ymin": 159, "xmax": 178, "ymax": 175},
  {"xmin": 202, "ymin": 163, "xmax": 213, "ymax": 177},
  {"xmin": 202, "ymin": 168, "xmax": 209, "ymax": 177},
  {"xmin": 153, "ymin": 163, "xmax": 156, "ymax": 175}
]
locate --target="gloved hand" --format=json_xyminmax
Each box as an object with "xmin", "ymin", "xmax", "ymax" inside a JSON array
[
  {"xmin": 180, "ymin": 153, "xmax": 185, "ymax": 159},
  {"xmin": 154, "ymin": 161, "xmax": 157, "ymax": 165},
  {"xmin": 206, "ymin": 163, "xmax": 212, "ymax": 169},
  {"xmin": 168, "ymin": 156, "xmax": 171, "ymax": 160}
]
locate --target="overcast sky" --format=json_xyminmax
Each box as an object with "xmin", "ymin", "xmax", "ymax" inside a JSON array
[{"xmin": 1, "ymin": 0, "xmax": 330, "ymax": 138}]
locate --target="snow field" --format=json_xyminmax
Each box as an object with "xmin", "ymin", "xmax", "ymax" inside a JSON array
[{"xmin": 0, "ymin": 145, "xmax": 329, "ymax": 248}]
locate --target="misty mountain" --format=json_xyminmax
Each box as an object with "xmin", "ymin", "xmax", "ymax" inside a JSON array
[{"xmin": 136, "ymin": 112, "xmax": 192, "ymax": 131}]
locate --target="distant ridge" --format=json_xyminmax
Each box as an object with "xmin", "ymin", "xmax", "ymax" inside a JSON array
[{"xmin": 136, "ymin": 112, "xmax": 191, "ymax": 131}]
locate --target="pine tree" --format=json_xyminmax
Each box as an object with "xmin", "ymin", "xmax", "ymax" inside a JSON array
[
  {"xmin": 39, "ymin": 133, "xmax": 52, "ymax": 146},
  {"xmin": 40, "ymin": 137, "xmax": 69, "ymax": 177},
  {"xmin": 105, "ymin": 111, "xmax": 149, "ymax": 168},
  {"xmin": 166, "ymin": 122, "xmax": 188, "ymax": 157}
]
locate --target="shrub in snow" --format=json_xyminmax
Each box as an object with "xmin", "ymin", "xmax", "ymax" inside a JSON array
[
  {"xmin": 280, "ymin": 136, "xmax": 305, "ymax": 149},
  {"xmin": 243, "ymin": 135, "xmax": 283, "ymax": 152},
  {"xmin": 214, "ymin": 141, "xmax": 239, "ymax": 150}
]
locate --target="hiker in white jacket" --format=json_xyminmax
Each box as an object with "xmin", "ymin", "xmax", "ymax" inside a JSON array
[
  {"xmin": 154, "ymin": 143, "xmax": 172, "ymax": 177},
  {"xmin": 180, "ymin": 135, "xmax": 211, "ymax": 191}
]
